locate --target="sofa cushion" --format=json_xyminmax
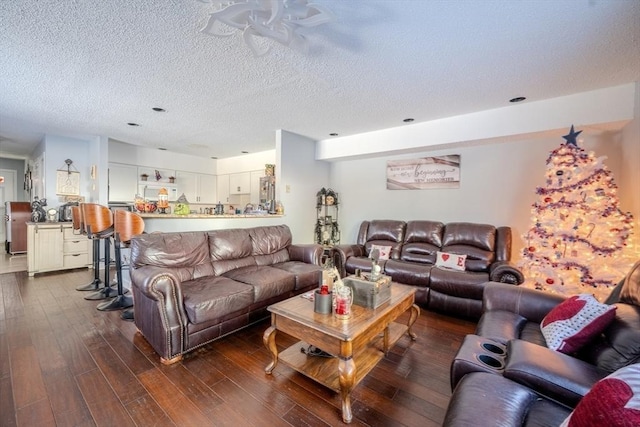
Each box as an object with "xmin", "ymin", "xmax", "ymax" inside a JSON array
[
  {"xmin": 273, "ymin": 261, "xmax": 322, "ymax": 290},
  {"xmin": 130, "ymin": 231, "xmax": 214, "ymax": 281},
  {"xmin": 400, "ymin": 221, "xmax": 443, "ymax": 264},
  {"xmin": 223, "ymin": 265, "xmax": 296, "ymax": 303},
  {"xmin": 208, "ymin": 228, "xmax": 253, "ymax": 260},
  {"xmin": 345, "ymin": 256, "xmax": 382, "ymax": 275},
  {"xmin": 541, "ymin": 294, "xmax": 617, "ymax": 354},
  {"xmin": 579, "ymin": 303, "xmax": 640, "ymax": 374},
  {"xmin": 443, "ymin": 372, "xmax": 572, "ymax": 427},
  {"xmin": 383, "ymin": 259, "xmax": 431, "ymax": 287},
  {"xmin": 560, "ymin": 363, "xmax": 640, "ymax": 427},
  {"xmin": 181, "ymin": 276, "xmax": 254, "ymax": 324},
  {"xmin": 250, "ymin": 225, "xmax": 292, "ymax": 255},
  {"xmin": 429, "ymin": 267, "xmax": 489, "ymax": 300},
  {"xmin": 441, "ymin": 223, "xmax": 497, "ymax": 271}
]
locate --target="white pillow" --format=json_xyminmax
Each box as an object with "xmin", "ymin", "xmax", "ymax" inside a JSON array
[
  {"xmin": 370, "ymin": 244, "xmax": 392, "ymax": 260},
  {"xmin": 435, "ymin": 251, "xmax": 466, "ymax": 271}
]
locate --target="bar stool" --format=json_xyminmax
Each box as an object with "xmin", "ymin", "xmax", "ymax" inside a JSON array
[
  {"xmin": 74, "ymin": 204, "xmax": 104, "ymax": 292},
  {"xmin": 97, "ymin": 210, "xmax": 144, "ymax": 311},
  {"xmin": 82, "ymin": 203, "xmax": 117, "ymax": 301}
]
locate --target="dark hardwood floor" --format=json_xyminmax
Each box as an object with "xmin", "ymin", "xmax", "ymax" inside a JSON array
[{"xmin": 0, "ymin": 269, "xmax": 475, "ymax": 426}]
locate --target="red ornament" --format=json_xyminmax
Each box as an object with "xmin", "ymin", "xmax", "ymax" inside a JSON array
[
  {"xmin": 528, "ymin": 246, "xmax": 536, "ymax": 252},
  {"xmin": 546, "ymin": 278, "xmax": 555, "ymax": 285},
  {"xmin": 544, "ymin": 197, "xmax": 552, "ymax": 203}
]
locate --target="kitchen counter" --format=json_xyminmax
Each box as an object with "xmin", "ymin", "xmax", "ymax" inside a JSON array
[
  {"xmin": 138, "ymin": 213, "xmax": 286, "ymax": 233},
  {"xmin": 138, "ymin": 213, "xmax": 283, "ymax": 219}
]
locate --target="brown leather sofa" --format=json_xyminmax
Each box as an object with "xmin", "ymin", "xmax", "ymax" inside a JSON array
[
  {"xmin": 129, "ymin": 224, "xmax": 324, "ymax": 364},
  {"xmin": 331, "ymin": 220, "xmax": 524, "ymax": 319},
  {"xmin": 444, "ymin": 260, "xmax": 640, "ymax": 426}
]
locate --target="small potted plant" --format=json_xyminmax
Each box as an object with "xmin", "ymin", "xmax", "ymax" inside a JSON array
[
  {"xmin": 168, "ymin": 176, "xmax": 175, "ymax": 183},
  {"xmin": 140, "ymin": 173, "xmax": 149, "ymax": 181}
]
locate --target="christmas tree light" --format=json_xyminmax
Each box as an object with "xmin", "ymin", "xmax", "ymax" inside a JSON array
[{"xmin": 519, "ymin": 126, "xmax": 635, "ymax": 300}]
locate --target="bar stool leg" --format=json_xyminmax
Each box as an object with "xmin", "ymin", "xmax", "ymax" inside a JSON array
[
  {"xmin": 97, "ymin": 233, "xmax": 133, "ymax": 311},
  {"xmin": 85, "ymin": 237, "xmax": 117, "ymax": 301},
  {"xmin": 76, "ymin": 238, "xmax": 102, "ymax": 291}
]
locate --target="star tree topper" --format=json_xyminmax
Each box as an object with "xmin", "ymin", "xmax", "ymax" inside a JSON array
[{"xmin": 562, "ymin": 125, "xmax": 582, "ymax": 146}]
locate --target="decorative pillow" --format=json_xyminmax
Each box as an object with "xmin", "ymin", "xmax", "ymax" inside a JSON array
[
  {"xmin": 560, "ymin": 363, "xmax": 640, "ymax": 427},
  {"xmin": 370, "ymin": 244, "xmax": 391, "ymax": 260},
  {"xmin": 435, "ymin": 251, "xmax": 466, "ymax": 271},
  {"xmin": 541, "ymin": 294, "xmax": 617, "ymax": 354}
]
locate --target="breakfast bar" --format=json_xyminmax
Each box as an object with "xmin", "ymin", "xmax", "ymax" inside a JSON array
[{"xmin": 138, "ymin": 212, "xmax": 285, "ymax": 233}]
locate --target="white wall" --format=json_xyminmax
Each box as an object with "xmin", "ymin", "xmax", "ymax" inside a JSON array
[
  {"xmin": 620, "ymin": 82, "xmax": 640, "ymax": 255},
  {"xmin": 216, "ymin": 150, "xmax": 276, "ymax": 174},
  {"xmin": 108, "ymin": 140, "xmax": 218, "ymax": 175},
  {"xmin": 277, "ymin": 130, "xmax": 330, "ymax": 244},
  {"xmin": 41, "ymin": 134, "xmax": 95, "ymax": 207},
  {"xmin": 317, "ymin": 84, "xmax": 636, "ymax": 160},
  {"xmin": 330, "ymin": 131, "xmax": 635, "ymax": 256}
]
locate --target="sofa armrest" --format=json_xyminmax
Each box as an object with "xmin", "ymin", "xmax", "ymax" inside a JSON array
[
  {"xmin": 504, "ymin": 339, "xmax": 608, "ymax": 408},
  {"xmin": 483, "ymin": 282, "xmax": 566, "ymax": 323},
  {"xmin": 489, "ymin": 261, "xmax": 525, "ymax": 284},
  {"xmin": 288, "ymin": 244, "xmax": 324, "ymax": 265},
  {"xmin": 330, "ymin": 244, "xmax": 365, "ymax": 277},
  {"xmin": 130, "ymin": 266, "xmax": 188, "ymax": 324}
]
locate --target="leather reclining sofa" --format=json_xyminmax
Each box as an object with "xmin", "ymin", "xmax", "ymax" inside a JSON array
[
  {"xmin": 331, "ymin": 220, "xmax": 524, "ymax": 319},
  {"xmin": 129, "ymin": 224, "xmax": 324, "ymax": 364},
  {"xmin": 444, "ymin": 260, "xmax": 640, "ymax": 426}
]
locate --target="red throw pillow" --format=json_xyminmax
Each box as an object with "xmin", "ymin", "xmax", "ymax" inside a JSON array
[
  {"xmin": 541, "ymin": 294, "xmax": 616, "ymax": 354},
  {"xmin": 560, "ymin": 363, "xmax": 640, "ymax": 427}
]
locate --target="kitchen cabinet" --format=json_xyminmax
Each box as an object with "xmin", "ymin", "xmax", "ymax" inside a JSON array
[
  {"xmin": 108, "ymin": 163, "xmax": 138, "ymax": 202},
  {"xmin": 250, "ymin": 170, "xmax": 263, "ymax": 204},
  {"xmin": 229, "ymin": 172, "xmax": 251, "ymax": 195},
  {"xmin": 175, "ymin": 171, "xmax": 217, "ymax": 204},
  {"xmin": 27, "ymin": 223, "xmax": 92, "ymax": 276},
  {"xmin": 217, "ymin": 174, "xmax": 230, "ymax": 203}
]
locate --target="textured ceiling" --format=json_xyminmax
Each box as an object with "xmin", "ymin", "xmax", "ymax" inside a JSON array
[{"xmin": 1, "ymin": 0, "xmax": 639, "ymax": 159}]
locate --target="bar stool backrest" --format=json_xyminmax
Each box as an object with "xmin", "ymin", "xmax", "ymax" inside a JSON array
[
  {"xmin": 71, "ymin": 205, "xmax": 85, "ymax": 235},
  {"xmin": 114, "ymin": 210, "xmax": 145, "ymax": 243},
  {"xmin": 81, "ymin": 203, "xmax": 113, "ymax": 236}
]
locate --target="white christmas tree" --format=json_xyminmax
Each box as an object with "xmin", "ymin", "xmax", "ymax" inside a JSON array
[{"xmin": 519, "ymin": 126, "xmax": 635, "ymax": 300}]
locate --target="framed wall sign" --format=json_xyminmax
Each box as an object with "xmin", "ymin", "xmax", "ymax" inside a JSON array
[
  {"xmin": 56, "ymin": 170, "xmax": 80, "ymax": 195},
  {"xmin": 387, "ymin": 155, "xmax": 461, "ymax": 190}
]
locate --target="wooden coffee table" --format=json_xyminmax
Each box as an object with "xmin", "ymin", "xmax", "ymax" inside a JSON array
[{"xmin": 263, "ymin": 283, "xmax": 419, "ymax": 423}]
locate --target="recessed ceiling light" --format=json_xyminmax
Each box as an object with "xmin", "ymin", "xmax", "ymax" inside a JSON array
[
  {"xmin": 211, "ymin": 156, "xmax": 218, "ymax": 159},
  {"xmin": 509, "ymin": 97, "xmax": 526, "ymax": 103},
  {"xmin": 403, "ymin": 118, "xmax": 414, "ymax": 123},
  {"xmin": 127, "ymin": 122, "xmax": 140, "ymax": 126},
  {"xmin": 241, "ymin": 151, "xmax": 249, "ymax": 154},
  {"xmin": 329, "ymin": 133, "xmax": 338, "ymax": 136},
  {"xmin": 158, "ymin": 148, "xmax": 167, "ymax": 151},
  {"xmin": 152, "ymin": 107, "xmax": 166, "ymax": 112}
]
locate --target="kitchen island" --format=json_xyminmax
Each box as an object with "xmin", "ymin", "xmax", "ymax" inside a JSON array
[{"xmin": 138, "ymin": 213, "xmax": 285, "ymax": 233}]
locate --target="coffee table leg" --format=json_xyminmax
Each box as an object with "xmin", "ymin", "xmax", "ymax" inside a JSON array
[
  {"xmin": 407, "ymin": 304, "xmax": 420, "ymax": 341},
  {"xmin": 339, "ymin": 356, "xmax": 356, "ymax": 423},
  {"xmin": 263, "ymin": 325, "xmax": 278, "ymax": 374}
]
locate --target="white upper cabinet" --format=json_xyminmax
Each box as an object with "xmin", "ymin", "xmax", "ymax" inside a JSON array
[
  {"xmin": 229, "ymin": 172, "xmax": 251, "ymax": 195},
  {"xmin": 175, "ymin": 171, "xmax": 217, "ymax": 204},
  {"xmin": 108, "ymin": 163, "xmax": 138, "ymax": 202},
  {"xmin": 217, "ymin": 174, "xmax": 230, "ymax": 203}
]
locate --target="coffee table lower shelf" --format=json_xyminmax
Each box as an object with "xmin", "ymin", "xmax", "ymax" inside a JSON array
[{"xmin": 278, "ymin": 322, "xmax": 408, "ymax": 392}]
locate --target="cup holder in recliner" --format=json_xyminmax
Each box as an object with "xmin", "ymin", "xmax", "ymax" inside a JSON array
[
  {"xmin": 476, "ymin": 354, "xmax": 504, "ymax": 369},
  {"xmin": 481, "ymin": 342, "xmax": 505, "ymax": 355}
]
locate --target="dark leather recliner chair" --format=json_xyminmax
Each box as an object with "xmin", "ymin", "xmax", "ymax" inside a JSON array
[{"xmin": 445, "ymin": 260, "xmax": 640, "ymax": 425}]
